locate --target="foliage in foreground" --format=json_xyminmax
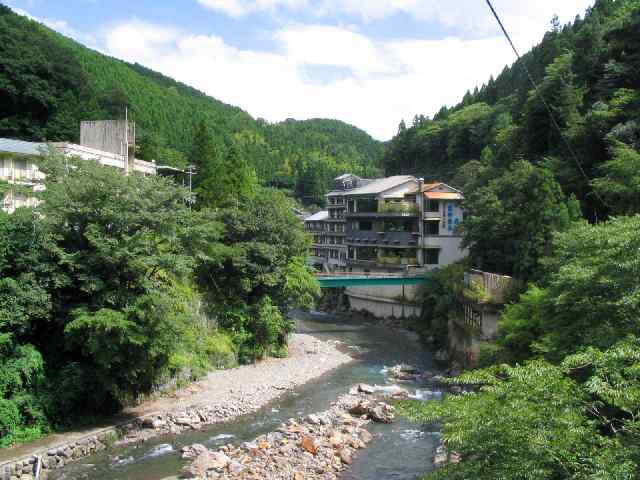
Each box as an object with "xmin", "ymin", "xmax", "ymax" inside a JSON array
[
  {"xmin": 399, "ymin": 348, "xmax": 640, "ymax": 479},
  {"xmin": 401, "ymin": 215, "xmax": 640, "ymax": 478},
  {"xmin": 0, "ymin": 152, "xmax": 319, "ymax": 447}
]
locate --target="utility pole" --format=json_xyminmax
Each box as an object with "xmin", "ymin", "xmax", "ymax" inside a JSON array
[{"xmin": 124, "ymin": 106, "xmax": 130, "ymax": 176}]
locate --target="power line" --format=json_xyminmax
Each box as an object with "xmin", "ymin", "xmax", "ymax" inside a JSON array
[{"xmin": 484, "ymin": 0, "xmax": 610, "ymax": 210}]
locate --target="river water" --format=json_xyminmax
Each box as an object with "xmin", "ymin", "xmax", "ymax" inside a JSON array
[{"xmin": 54, "ymin": 311, "xmax": 440, "ymax": 480}]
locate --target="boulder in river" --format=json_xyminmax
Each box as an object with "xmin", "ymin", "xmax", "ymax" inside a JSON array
[
  {"xmin": 180, "ymin": 443, "xmax": 208, "ymax": 459},
  {"xmin": 348, "ymin": 400, "xmax": 395, "ymax": 423},
  {"xmin": 357, "ymin": 383, "xmax": 375, "ymax": 394}
]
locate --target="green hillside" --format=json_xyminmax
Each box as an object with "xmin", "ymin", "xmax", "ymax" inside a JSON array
[
  {"xmin": 0, "ymin": 4, "xmax": 382, "ymax": 203},
  {"xmin": 384, "ymin": 0, "xmax": 640, "ymax": 221}
]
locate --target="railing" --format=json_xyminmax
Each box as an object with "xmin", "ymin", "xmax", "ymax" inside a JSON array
[
  {"xmin": 379, "ymin": 202, "xmax": 419, "ymax": 215},
  {"xmin": 463, "ymin": 270, "xmax": 517, "ymax": 305},
  {"xmin": 378, "ymin": 256, "xmax": 418, "ymax": 266}
]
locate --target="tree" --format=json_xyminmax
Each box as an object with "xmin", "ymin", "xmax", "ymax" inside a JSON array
[
  {"xmin": 194, "ymin": 187, "xmax": 318, "ymax": 362},
  {"xmin": 462, "ymin": 160, "xmax": 576, "ymax": 281},
  {"xmin": 189, "ymin": 120, "xmax": 218, "ymax": 181},
  {"xmin": 498, "ymin": 215, "xmax": 640, "ymax": 362},
  {"xmin": 399, "ymin": 358, "xmax": 637, "ymax": 479},
  {"xmin": 197, "ymin": 140, "xmax": 258, "ymax": 208},
  {"xmin": 523, "ymin": 53, "xmax": 584, "ymax": 157},
  {"xmin": 592, "ymin": 141, "xmax": 640, "ymax": 214}
]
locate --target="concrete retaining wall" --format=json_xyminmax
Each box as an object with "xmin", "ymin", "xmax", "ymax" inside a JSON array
[
  {"xmin": 0, "ymin": 429, "xmax": 119, "ymax": 480},
  {"xmin": 347, "ymin": 291, "xmax": 421, "ymax": 319}
]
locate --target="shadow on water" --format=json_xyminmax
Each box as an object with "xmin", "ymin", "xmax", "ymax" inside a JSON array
[{"xmin": 54, "ymin": 311, "xmax": 439, "ymax": 480}]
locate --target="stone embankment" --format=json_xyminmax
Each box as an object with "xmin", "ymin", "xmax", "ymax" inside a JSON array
[
  {"xmin": 179, "ymin": 384, "xmax": 403, "ymax": 479},
  {"xmin": 0, "ymin": 335, "xmax": 353, "ymax": 480}
]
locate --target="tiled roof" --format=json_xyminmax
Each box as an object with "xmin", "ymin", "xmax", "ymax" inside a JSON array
[
  {"xmin": 422, "ymin": 182, "xmax": 463, "ymax": 194},
  {"xmin": 305, "ymin": 211, "xmax": 329, "ymax": 222},
  {"xmin": 421, "ymin": 182, "xmax": 443, "ymax": 192},
  {"xmin": 0, "ymin": 138, "xmax": 46, "ymax": 156},
  {"xmin": 345, "ymin": 175, "xmax": 415, "ymax": 196},
  {"xmin": 425, "ymin": 191, "xmax": 464, "ymax": 200}
]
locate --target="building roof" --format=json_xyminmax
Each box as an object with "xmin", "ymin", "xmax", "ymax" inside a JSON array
[
  {"xmin": 335, "ymin": 173, "xmax": 355, "ymax": 180},
  {"xmin": 425, "ymin": 191, "xmax": 464, "ymax": 200},
  {"xmin": 304, "ymin": 211, "xmax": 329, "ymax": 222},
  {"xmin": 421, "ymin": 182, "xmax": 443, "ymax": 192},
  {"xmin": 345, "ymin": 175, "xmax": 415, "ymax": 196},
  {"xmin": 421, "ymin": 182, "xmax": 463, "ymax": 194},
  {"xmin": 0, "ymin": 138, "xmax": 46, "ymax": 156}
]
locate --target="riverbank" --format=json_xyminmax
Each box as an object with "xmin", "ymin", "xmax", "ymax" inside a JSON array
[
  {"xmin": 177, "ymin": 387, "xmax": 397, "ymax": 479},
  {"xmin": 0, "ymin": 334, "xmax": 354, "ymax": 479}
]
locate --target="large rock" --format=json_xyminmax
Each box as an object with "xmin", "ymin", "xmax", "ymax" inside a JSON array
[
  {"xmin": 359, "ymin": 430, "xmax": 373, "ymax": 444},
  {"xmin": 180, "ymin": 444, "xmax": 208, "ymax": 460},
  {"xmin": 370, "ymin": 404, "xmax": 395, "ymax": 424},
  {"xmin": 348, "ymin": 401, "xmax": 395, "ymax": 423},
  {"xmin": 180, "ymin": 451, "xmax": 230, "ymax": 478},
  {"xmin": 329, "ymin": 431, "xmax": 344, "ymax": 448},
  {"xmin": 338, "ymin": 448, "xmax": 352, "ymax": 465},
  {"xmin": 357, "ymin": 384, "xmax": 375, "ymax": 394},
  {"xmin": 301, "ymin": 436, "xmax": 318, "ymax": 455}
]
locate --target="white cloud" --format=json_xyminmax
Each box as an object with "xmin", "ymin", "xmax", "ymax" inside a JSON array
[
  {"xmin": 14, "ymin": 1, "xmax": 594, "ymax": 140},
  {"xmin": 102, "ymin": 20, "xmax": 536, "ymax": 140},
  {"xmin": 104, "ymin": 21, "xmax": 180, "ymax": 63},
  {"xmin": 196, "ymin": 0, "xmax": 593, "ymax": 38},
  {"xmin": 197, "ymin": 0, "xmax": 308, "ymax": 17}
]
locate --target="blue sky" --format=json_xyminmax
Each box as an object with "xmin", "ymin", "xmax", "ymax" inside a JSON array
[{"xmin": 7, "ymin": 0, "xmax": 594, "ymax": 140}]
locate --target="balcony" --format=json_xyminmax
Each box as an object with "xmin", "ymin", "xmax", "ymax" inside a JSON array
[
  {"xmin": 346, "ymin": 230, "xmax": 419, "ymax": 247},
  {"xmin": 377, "ymin": 256, "xmax": 418, "ymax": 266},
  {"xmin": 347, "ymin": 202, "xmax": 419, "ymax": 218}
]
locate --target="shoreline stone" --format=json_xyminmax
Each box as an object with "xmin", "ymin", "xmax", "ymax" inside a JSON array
[
  {"xmin": 0, "ymin": 335, "xmax": 353, "ymax": 480},
  {"xmin": 179, "ymin": 388, "xmax": 396, "ymax": 479}
]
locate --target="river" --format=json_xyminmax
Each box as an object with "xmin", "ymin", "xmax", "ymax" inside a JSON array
[{"xmin": 53, "ymin": 311, "xmax": 440, "ymax": 480}]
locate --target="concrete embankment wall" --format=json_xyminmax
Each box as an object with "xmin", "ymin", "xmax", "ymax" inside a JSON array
[
  {"xmin": 447, "ymin": 303, "xmax": 503, "ymax": 368},
  {"xmin": 345, "ymin": 285, "xmax": 422, "ymax": 319},
  {"xmin": 0, "ymin": 428, "xmax": 119, "ymax": 480}
]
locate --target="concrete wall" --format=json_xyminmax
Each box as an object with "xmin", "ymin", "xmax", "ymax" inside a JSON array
[
  {"xmin": 348, "ymin": 292, "xmax": 421, "ymax": 319},
  {"xmin": 0, "ymin": 429, "xmax": 118, "ymax": 480},
  {"xmin": 80, "ymin": 120, "xmax": 135, "ymax": 158},
  {"xmin": 346, "ymin": 284, "xmax": 420, "ymax": 302},
  {"xmin": 447, "ymin": 302, "xmax": 503, "ymax": 368},
  {"xmin": 423, "ymin": 236, "xmax": 468, "ymax": 267}
]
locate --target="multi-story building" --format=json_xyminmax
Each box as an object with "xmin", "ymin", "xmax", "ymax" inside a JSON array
[
  {"xmin": 308, "ymin": 174, "xmax": 469, "ymax": 273},
  {"xmin": 343, "ymin": 175, "xmax": 421, "ymax": 272},
  {"xmin": 417, "ymin": 182, "xmax": 467, "ymax": 269},
  {"xmin": 324, "ymin": 174, "xmax": 372, "ymax": 271},
  {"xmin": 305, "ymin": 210, "xmax": 330, "ymax": 271},
  {"xmin": 0, "ymin": 121, "xmax": 157, "ymax": 213}
]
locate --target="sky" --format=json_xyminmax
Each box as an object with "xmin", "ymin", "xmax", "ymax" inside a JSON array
[{"xmin": 7, "ymin": 0, "xmax": 595, "ymax": 140}]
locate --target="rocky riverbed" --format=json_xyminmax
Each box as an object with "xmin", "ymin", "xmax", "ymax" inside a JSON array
[
  {"xmin": 177, "ymin": 385, "xmax": 404, "ymax": 480},
  {"xmin": 1, "ymin": 335, "xmax": 354, "ymax": 480},
  {"xmin": 115, "ymin": 335, "xmax": 354, "ymax": 447}
]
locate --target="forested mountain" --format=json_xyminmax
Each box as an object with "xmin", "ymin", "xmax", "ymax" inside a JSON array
[
  {"xmin": 384, "ymin": 0, "xmax": 639, "ymax": 221},
  {"xmin": 0, "ymin": 4, "xmax": 382, "ymax": 204},
  {"xmin": 397, "ymin": 3, "xmax": 640, "ymax": 478}
]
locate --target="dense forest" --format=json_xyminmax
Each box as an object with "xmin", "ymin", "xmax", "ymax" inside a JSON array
[
  {"xmin": 0, "ymin": 148, "xmax": 319, "ymax": 447},
  {"xmin": 398, "ymin": 1, "xmax": 640, "ymax": 478},
  {"xmin": 385, "ymin": 0, "xmax": 639, "ymax": 223},
  {"xmin": 0, "ymin": 3, "xmax": 382, "ymax": 205}
]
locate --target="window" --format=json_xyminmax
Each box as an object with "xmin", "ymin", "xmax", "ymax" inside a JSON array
[
  {"xmin": 425, "ymin": 248, "xmax": 440, "ymax": 265},
  {"xmin": 426, "ymin": 221, "xmax": 439, "ymax": 235},
  {"xmin": 359, "ymin": 221, "xmax": 373, "ymax": 231},
  {"xmin": 426, "ymin": 199, "xmax": 440, "ymax": 212}
]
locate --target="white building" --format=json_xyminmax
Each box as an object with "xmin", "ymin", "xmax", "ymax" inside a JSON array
[
  {"xmin": 0, "ymin": 137, "xmax": 157, "ymax": 213},
  {"xmin": 306, "ymin": 174, "xmax": 469, "ymax": 273}
]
